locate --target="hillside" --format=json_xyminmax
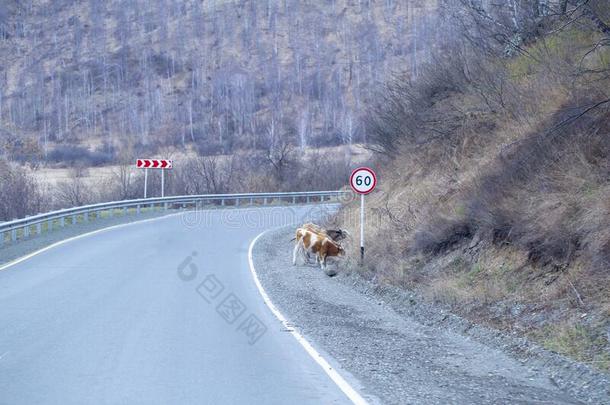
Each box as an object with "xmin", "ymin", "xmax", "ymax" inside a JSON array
[
  {"xmin": 336, "ymin": 1, "xmax": 610, "ymax": 371},
  {"xmin": 0, "ymin": 0, "xmax": 437, "ymax": 163}
]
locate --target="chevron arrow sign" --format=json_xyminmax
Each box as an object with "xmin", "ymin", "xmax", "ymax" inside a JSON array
[{"xmin": 136, "ymin": 159, "xmax": 173, "ymax": 169}]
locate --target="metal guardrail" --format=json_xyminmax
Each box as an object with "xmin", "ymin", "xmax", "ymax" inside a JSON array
[{"xmin": 0, "ymin": 191, "xmax": 350, "ymax": 247}]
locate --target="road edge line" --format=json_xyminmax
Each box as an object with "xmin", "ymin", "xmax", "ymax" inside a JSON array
[
  {"xmin": 247, "ymin": 230, "xmax": 369, "ymax": 405},
  {"xmin": 0, "ymin": 212, "xmax": 183, "ymax": 271}
]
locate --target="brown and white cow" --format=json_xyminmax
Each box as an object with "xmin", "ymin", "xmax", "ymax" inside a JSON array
[{"xmin": 293, "ymin": 227, "xmax": 345, "ymax": 272}]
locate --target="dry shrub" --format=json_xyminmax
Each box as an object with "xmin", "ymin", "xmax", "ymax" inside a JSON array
[
  {"xmin": 462, "ymin": 108, "xmax": 610, "ymax": 270},
  {"xmin": 0, "ymin": 159, "xmax": 44, "ymax": 221},
  {"xmin": 365, "ymin": 49, "xmax": 473, "ymax": 157}
]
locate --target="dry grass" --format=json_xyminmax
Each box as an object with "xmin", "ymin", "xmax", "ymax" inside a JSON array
[{"xmin": 531, "ymin": 322, "xmax": 610, "ymax": 371}]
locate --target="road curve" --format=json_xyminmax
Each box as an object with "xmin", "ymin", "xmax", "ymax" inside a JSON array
[{"xmin": 0, "ymin": 205, "xmax": 353, "ymax": 405}]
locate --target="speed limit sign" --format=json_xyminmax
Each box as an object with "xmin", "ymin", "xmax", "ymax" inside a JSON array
[
  {"xmin": 350, "ymin": 167, "xmax": 377, "ymax": 194},
  {"xmin": 350, "ymin": 167, "xmax": 377, "ymax": 263}
]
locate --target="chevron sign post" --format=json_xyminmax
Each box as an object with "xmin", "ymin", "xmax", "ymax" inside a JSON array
[{"xmin": 136, "ymin": 159, "xmax": 173, "ymax": 198}]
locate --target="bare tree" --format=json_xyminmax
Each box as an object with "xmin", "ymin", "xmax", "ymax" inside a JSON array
[
  {"xmin": 55, "ymin": 168, "xmax": 90, "ymax": 207},
  {"xmin": 266, "ymin": 141, "xmax": 294, "ymax": 184}
]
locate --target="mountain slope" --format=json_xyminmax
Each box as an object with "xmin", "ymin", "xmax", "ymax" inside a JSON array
[{"xmin": 0, "ymin": 0, "xmax": 438, "ymax": 161}]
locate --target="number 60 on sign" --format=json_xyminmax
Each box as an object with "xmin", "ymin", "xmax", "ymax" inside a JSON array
[{"xmin": 350, "ymin": 167, "xmax": 377, "ymax": 195}]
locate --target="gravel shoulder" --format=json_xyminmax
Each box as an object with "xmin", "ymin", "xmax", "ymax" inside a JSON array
[{"xmin": 252, "ymin": 226, "xmax": 610, "ymax": 405}]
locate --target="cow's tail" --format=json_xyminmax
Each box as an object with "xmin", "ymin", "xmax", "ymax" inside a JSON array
[{"xmin": 289, "ymin": 237, "xmax": 296, "ymax": 242}]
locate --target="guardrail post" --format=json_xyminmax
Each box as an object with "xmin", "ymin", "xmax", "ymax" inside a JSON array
[
  {"xmin": 72, "ymin": 215, "xmax": 76, "ymax": 224},
  {"xmin": 263, "ymin": 197, "xmax": 267, "ymax": 205},
  {"xmin": 11, "ymin": 228, "xmax": 17, "ymax": 242},
  {"xmin": 292, "ymin": 196, "xmax": 296, "ymax": 204},
  {"xmin": 306, "ymin": 196, "xmax": 310, "ymax": 203},
  {"xmin": 136, "ymin": 205, "xmax": 141, "ymax": 215},
  {"xmin": 37, "ymin": 223, "xmax": 42, "ymax": 235},
  {"xmin": 0, "ymin": 232, "xmax": 3, "ymax": 247},
  {"xmin": 60, "ymin": 217, "xmax": 65, "ymax": 227},
  {"xmin": 235, "ymin": 198, "xmax": 239, "ymax": 206},
  {"xmin": 24, "ymin": 226, "xmax": 29, "ymax": 238},
  {"xmin": 220, "ymin": 199, "xmax": 224, "ymax": 206},
  {"xmin": 164, "ymin": 202, "xmax": 168, "ymax": 211},
  {"xmin": 122, "ymin": 207, "xmax": 127, "ymax": 216},
  {"xmin": 109, "ymin": 209, "xmax": 114, "ymax": 218},
  {"xmin": 249, "ymin": 197, "xmax": 253, "ymax": 205},
  {"xmin": 84, "ymin": 212, "xmax": 89, "ymax": 222}
]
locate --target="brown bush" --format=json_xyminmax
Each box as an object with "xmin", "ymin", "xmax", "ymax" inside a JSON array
[{"xmin": 0, "ymin": 159, "xmax": 44, "ymax": 221}]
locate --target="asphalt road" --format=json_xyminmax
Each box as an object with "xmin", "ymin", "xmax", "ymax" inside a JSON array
[{"xmin": 0, "ymin": 205, "xmax": 354, "ymax": 405}]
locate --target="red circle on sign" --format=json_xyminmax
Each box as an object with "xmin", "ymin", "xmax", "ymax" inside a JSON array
[{"xmin": 350, "ymin": 167, "xmax": 377, "ymax": 195}]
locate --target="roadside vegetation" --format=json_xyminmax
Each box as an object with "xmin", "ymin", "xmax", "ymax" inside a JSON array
[
  {"xmin": 338, "ymin": 0, "xmax": 610, "ymax": 371},
  {"xmin": 0, "ymin": 144, "xmax": 365, "ymax": 217}
]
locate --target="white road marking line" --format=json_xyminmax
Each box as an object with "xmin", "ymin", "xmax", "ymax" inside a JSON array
[
  {"xmin": 248, "ymin": 230, "xmax": 370, "ymax": 405},
  {"xmin": 0, "ymin": 213, "xmax": 184, "ymax": 272}
]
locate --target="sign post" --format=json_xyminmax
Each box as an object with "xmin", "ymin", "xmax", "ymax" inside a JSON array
[
  {"xmin": 136, "ymin": 159, "xmax": 173, "ymax": 198},
  {"xmin": 350, "ymin": 167, "xmax": 377, "ymax": 263},
  {"xmin": 144, "ymin": 168, "xmax": 148, "ymax": 198}
]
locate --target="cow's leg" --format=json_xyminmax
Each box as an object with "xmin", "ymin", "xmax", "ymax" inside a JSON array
[
  {"xmin": 304, "ymin": 249, "xmax": 312, "ymax": 264},
  {"xmin": 319, "ymin": 253, "xmax": 327, "ymax": 270},
  {"xmin": 292, "ymin": 242, "xmax": 300, "ymax": 265}
]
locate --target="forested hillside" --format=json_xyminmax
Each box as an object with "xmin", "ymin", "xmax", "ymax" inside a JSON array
[{"xmin": 0, "ymin": 0, "xmax": 437, "ymax": 163}]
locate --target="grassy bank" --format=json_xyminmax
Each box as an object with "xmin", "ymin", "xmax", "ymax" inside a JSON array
[{"xmin": 337, "ymin": 11, "xmax": 610, "ymax": 371}]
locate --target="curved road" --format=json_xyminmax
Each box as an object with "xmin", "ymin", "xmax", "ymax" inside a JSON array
[{"xmin": 0, "ymin": 206, "xmax": 354, "ymax": 405}]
